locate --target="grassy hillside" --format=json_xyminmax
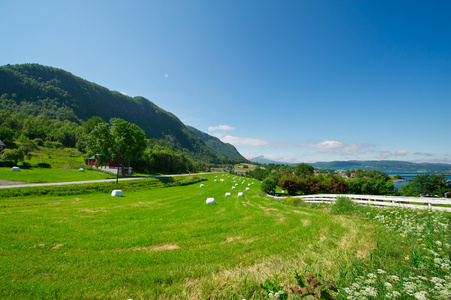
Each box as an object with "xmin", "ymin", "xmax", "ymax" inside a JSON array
[{"xmin": 0, "ymin": 64, "xmax": 244, "ymax": 164}]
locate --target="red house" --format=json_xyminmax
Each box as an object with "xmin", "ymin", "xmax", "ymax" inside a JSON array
[{"xmin": 85, "ymin": 154, "xmax": 132, "ymax": 175}]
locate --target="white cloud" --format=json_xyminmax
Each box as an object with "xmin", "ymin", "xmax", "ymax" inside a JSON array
[
  {"xmin": 119, "ymin": 90, "xmax": 127, "ymax": 95},
  {"xmin": 308, "ymin": 141, "xmax": 343, "ymax": 152},
  {"xmin": 395, "ymin": 150, "xmax": 408, "ymax": 155},
  {"xmin": 378, "ymin": 151, "xmax": 393, "ymax": 159},
  {"xmin": 208, "ymin": 125, "xmax": 236, "ymax": 131},
  {"xmin": 378, "ymin": 149, "xmax": 409, "ymax": 159},
  {"xmin": 221, "ymin": 135, "xmax": 268, "ymax": 147},
  {"xmin": 164, "ymin": 74, "xmax": 168, "ymax": 78},
  {"xmin": 306, "ymin": 140, "xmax": 371, "ymax": 154}
]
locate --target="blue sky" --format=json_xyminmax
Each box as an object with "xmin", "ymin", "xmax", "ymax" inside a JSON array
[{"xmin": 1, "ymin": 1, "xmax": 450, "ymax": 164}]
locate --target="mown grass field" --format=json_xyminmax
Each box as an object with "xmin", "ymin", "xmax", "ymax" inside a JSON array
[
  {"xmin": 0, "ymin": 174, "xmax": 376, "ymax": 299},
  {"xmin": 0, "ymin": 167, "xmax": 115, "ymax": 183}
]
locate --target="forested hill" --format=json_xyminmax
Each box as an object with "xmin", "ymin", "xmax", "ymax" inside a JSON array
[
  {"xmin": 0, "ymin": 63, "xmax": 244, "ymax": 164},
  {"xmin": 187, "ymin": 126, "xmax": 246, "ymax": 160}
]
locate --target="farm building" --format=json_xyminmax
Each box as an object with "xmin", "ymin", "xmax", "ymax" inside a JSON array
[
  {"xmin": 84, "ymin": 154, "xmax": 132, "ymax": 175},
  {"xmin": 0, "ymin": 140, "xmax": 5, "ymax": 159}
]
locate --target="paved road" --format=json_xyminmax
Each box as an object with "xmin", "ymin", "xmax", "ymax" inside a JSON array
[{"xmin": 0, "ymin": 173, "xmax": 213, "ymax": 189}]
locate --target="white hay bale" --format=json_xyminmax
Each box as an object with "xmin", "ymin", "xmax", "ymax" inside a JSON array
[
  {"xmin": 79, "ymin": 168, "xmax": 85, "ymax": 172},
  {"xmin": 200, "ymin": 184, "xmax": 204, "ymax": 187},
  {"xmin": 214, "ymin": 180, "xmax": 217, "ymax": 182},
  {"xmin": 246, "ymin": 187, "xmax": 250, "ymax": 191},
  {"xmin": 11, "ymin": 166, "xmax": 20, "ymax": 171},
  {"xmin": 248, "ymin": 183, "xmax": 251, "ymax": 186},
  {"xmin": 225, "ymin": 192, "xmax": 231, "ymax": 197},
  {"xmin": 206, "ymin": 198, "xmax": 215, "ymax": 204},
  {"xmin": 111, "ymin": 190, "xmax": 122, "ymax": 197},
  {"xmin": 235, "ymin": 183, "xmax": 238, "ymax": 186},
  {"xmin": 232, "ymin": 186, "xmax": 236, "ymax": 190},
  {"xmin": 238, "ymin": 192, "xmax": 244, "ymax": 197}
]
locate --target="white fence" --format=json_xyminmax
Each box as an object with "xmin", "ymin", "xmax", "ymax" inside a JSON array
[{"xmin": 269, "ymin": 194, "xmax": 451, "ymax": 212}]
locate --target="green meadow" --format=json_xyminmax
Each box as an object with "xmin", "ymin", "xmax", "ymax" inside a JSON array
[
  {"xmin": 0, "ymin": 175, "xmax": 375, "ymax": 299},
  {"xmin": 0, "ymin": 167, "xmax": 114, "ymax": 183},
  {"xmin": 2, "ymin": 174, "xmax": 449, "ymax": 299}
]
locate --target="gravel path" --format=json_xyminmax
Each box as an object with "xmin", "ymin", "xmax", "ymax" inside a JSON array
[
  {"xmin": 0, "ymin": 172, "xmax": 213, "ymax": 189},
  {"xmin": 0, "ymin": 180, "xmax": 28, "ymax": 186}
]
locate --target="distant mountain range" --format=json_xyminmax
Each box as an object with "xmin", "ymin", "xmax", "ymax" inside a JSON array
[
  {"xmin": 249, "ymin": 156, "xmax": 451, "ymax": 173},
  {"xmin": 0, "ymin": 63, "xmax": 246, "ymax": 164}
]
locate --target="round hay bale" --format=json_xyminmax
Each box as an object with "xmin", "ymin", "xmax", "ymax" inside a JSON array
[
  {"xmin": 225, "ymin": 192, "xmax": 231, "ymax": 197},
  {"xmin": 238, "ymin": 192, "xmax": 244, "ymax": 197},
  {"xmin": 206, "ymin": 198, "xmax": 215, "ymax": 204},
  {"xmin": 232, "ymin": 186, "xmax": 236, "ymax": 190},
  {"xmin": 111, "ymin": 190, "xmax": 123, "ymax": 197},
  {"xmin": 79, "ymin": 168, "xmax": 85, "ymax": 172},
  {"xmin": 12, "ymin": 166, "xmax": 20, "ymax": 171},
  {"xmin": 200, "ymin": 184, "xmax": 204, "ymax": 187}
]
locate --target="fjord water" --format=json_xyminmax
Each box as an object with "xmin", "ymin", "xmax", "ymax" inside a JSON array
[{"xmin": 387, "ymin": 172, "xmax": 451, "ymax": 190}]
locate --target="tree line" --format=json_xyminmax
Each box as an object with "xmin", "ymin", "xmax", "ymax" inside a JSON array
[
  {"xmin": 0, "ymin": 109, "xmax": 203, "ymax": 174},
  {"xmin": 245, "ymin": 163, "xmax": 450, "ymax": 197}
]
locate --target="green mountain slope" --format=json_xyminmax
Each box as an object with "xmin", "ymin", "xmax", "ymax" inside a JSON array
[
  {"xmin": 187, "ymin": 126, "xmax": 246, "ymax": 160},
  {"xmin": 0, "ymin": 63, "xmax": 244, "ymax": 164}
]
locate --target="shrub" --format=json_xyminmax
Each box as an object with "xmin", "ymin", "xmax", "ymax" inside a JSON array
[
  {"xmin": 279, "ymin": 173, "xmax": 302, "ymax": 195},
  {"xmin": 330, "ymin": 196, "xmax": 357, "ymax": 215},
  {"xmin": 281, "ymin": 196, "xmax": 305, "ymax": 207},
  {"xmin": 261, "ymin": 176, "xmax": 277, "ymax": 193},
  {"xmin": 36, "ymin": 162, "xmax": 52, "ymax": 168}
]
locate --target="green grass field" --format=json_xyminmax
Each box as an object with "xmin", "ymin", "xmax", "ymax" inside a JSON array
[
  {"xmin": 0, "ymin": 167, "xmax": 115, "ymax": 183},
  {"xmin": 0, "ymin": 175, "xmax": 375, "ymax": 299}
]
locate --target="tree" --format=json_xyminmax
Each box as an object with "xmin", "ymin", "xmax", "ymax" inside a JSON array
[
  {"xmin": 2, "ymin": 148, "xmax": 24, "ymax": 165},
  {"xmin": 400, "ymin": 174, "xmax": 450, "ymax": 197},
  {"xmin": 86, "ymin": 118, "xmax": 147, "ymax": 183},
  {"xmin": 18, "ymin": 137, "xmax": 38, "ymax": 160},
  {"xmin": 0, "ymin": 127, "xmax": 15, "ymax": 143},
  {"xmin": 294, "ymin": 163, "xmax": 314, "ymax": 178},
  {"xmin": 279, "ymin": 173, "xmax": 302, "ymax": 195},
  {"xmin": 261, "ymin": 176, "xmax": 278, "ymax": 194}
]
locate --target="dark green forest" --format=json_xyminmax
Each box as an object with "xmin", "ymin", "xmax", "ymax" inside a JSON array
[{"xmin": 0, "ymin": 63, "xmax": 246, "ymax": 167}]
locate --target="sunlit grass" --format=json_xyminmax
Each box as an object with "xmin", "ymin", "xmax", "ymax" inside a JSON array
[
  {"xmin": 0, "ymin": 167, "xmax": 114, "ymax": 183},
  {"xmin": 0, "ymin": 175, "xmax": 374, "ymax": 299}
]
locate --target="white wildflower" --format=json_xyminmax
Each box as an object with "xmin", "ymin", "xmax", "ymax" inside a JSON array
[
  {"xmin": 388, "ymin": 275, "xmax": 400, "ymax": 282},
  {"xmin": 377, "ymin": 269, "xmax": 386, "ymax": 274},
  {"xmin": 351, "ymin": 283, "xmax": 361, "ymax": 289},
  {"xmin": 361, "ymin": 286, "xmax": 378, "ymax": 297},
  {"xmin": 403, "ymin": 281, "xmax": 417, "ymax": 295},
  {"xmin": 441, "ymin": 263, "xmax": 450, "ymax": 271},
  {"xmin": 384, "ymin": 282, "xmax": 393, "ymax": 290},
  {"xmin": 367, "ymin": 273, "xmax": 377, "ymax": 279},
  {"xmin": 413, "ymin": 291, "xmax": 428, "ymax": 300},
  {"xmin": 430, "ymin": 277, "xmax": 445, "ymax": 284},
  {"xmin": 392, "ymin": 291, "xmax": 401, "ymax": 298}
]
